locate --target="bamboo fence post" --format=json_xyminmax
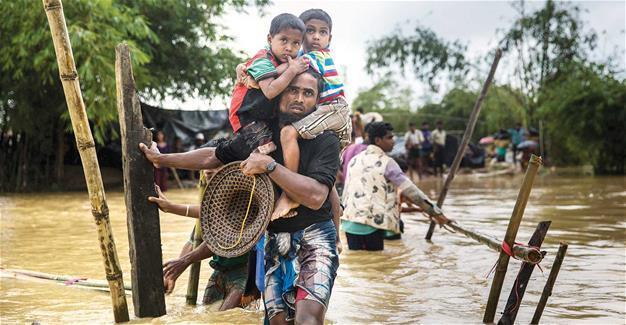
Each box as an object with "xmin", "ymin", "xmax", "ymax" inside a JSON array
[
  {"xmin": 498, "ymin": 221, "xmax": 551, "ymax": 325},
  {"xmin": 531, "ymin": 242, "xmax": 569, "ymax": 324},
  {"xmin": 42, "ymin": 0, "xmax": 129, "ymax": 322},
  {"xmin": 116, "ymin": 43, "xmax": 167, "ymax": 317},
  {"xmin": 483, "ymin": 154, "xmax": 543, "ymax": 323},
  {"xmin": 426, "ymin": 48, "xmax": 502, "ymax": 240},
  {"xmin": 186, "ymin": 173, "xmax": 207, "ymax": 304}
]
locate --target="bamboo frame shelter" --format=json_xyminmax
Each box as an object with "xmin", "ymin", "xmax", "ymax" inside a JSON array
[{"xmin": 42, "ymin": 0, "xmax": 129, "ymax": 322}]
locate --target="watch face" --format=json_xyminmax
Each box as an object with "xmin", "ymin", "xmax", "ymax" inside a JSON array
[{"xmin": 267, "ymin": 161, "xmax": 276, "ymax": 172}]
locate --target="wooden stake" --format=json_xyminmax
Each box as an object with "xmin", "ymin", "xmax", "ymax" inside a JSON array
[
  {"xmin": 426, "ymin": 48, "xmax": 502, "ymax": 240},
  {"xmin": 483, "ymin": 155, "xmax": 542, "ymax": 323},
  {"xmin": 498, "ymin": 221, "xmax": 551, "ymax": 325},
  {"xmin": 186, "ymin": 173, "xmax": 208, "ymax": 305},
  {"xmin": 447, "ymin": 222, "xmax": 543, "ymax": 264},
  {"xmin": 170, "ymin": 167, "xmax": 186, "ymax": 189},
  {"xmin": 531, "ymin": 242, "xmax": 569, "ymax": 324},
  {"xmin": 42, "ymin": 0, "xmax": 129, "ymax": 322},
  {"xmin": 116, "ymin": 43, "xmax": 167, "ymax": 317}
]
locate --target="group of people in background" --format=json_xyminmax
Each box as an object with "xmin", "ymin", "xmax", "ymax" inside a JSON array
[
  {"xmin": 151, "ymin": 131, "xmax": 211, "ymax": 191},
  {"xmin": 404, "ymin": 120, "xmax": 447, "ymax": 179},
  {"xmin": 488, "ymin": 122, "xmax": 540, "ymax": 171}
]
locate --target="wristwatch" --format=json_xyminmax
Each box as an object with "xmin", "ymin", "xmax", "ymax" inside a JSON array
[{"xmin": 266, "ymin": 160, "xmax": 277, "ymax": 173}]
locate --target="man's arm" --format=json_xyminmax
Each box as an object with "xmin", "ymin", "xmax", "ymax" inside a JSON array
[
  {"xmin": 385, "ymin": 159, "xmax": 449, "ymax": 225},
  {"xmin": 139, "ymin": 142, "xmax": 222, "ymax": 170},
  {"xmin": 241, "ymin": 152, "xmax": 330, "ymax": 210}
]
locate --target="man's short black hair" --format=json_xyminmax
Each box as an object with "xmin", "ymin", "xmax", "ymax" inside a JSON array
[
  {"xmin": 299, "ymin": 9, "xmax": 332, "ymax": 32},
  {"xmin": 302, "ymin": 67, "xmax": 324, "ymax": 99},
  {"xmin": 270, "ymin": 13, "xmax": 305, "ymax": 36},
  {"xmin": 409, "ymin": 122, "xmax": 416, "ymax": 127},
  {"xmin": 368, "ymin": 122, "xmax": 394, "ymax": 143}
]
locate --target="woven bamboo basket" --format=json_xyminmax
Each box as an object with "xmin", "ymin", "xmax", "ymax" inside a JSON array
[{"xmin": 200, "ymin": 162, "xmax": 274, "ymax": 257}]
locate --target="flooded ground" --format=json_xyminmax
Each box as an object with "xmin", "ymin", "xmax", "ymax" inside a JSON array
[{"xmin": 1, "ymin": 173, "xmax": 624, "ymax": 324}]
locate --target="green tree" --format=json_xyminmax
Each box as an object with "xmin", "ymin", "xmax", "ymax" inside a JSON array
[
  {"xmin": 500, "ymin": 0, "xmax": 600, "ymax": 123},
  {"xmin": 538, "ymin": 61, "xmax": 625, "ymax": 174},
  {"xmin": 365, "ymin": 25, "xmax": 468, "ymax": 92},
  {"xmin": 0, "ymin": 0, "xmax": 267, "ymax": 191},
  {"xmin": 351, "ymin": 77, "xmax": 416, "ymax": 133}
]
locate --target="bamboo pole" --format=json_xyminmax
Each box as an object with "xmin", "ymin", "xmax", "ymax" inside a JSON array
[
  {"xmin": 426, "ymin": 48, "xmax": 502, "ymax": 240},
  {"xmin": 42, "ymin": 0, "xmax": 129, "ymax": 322},
  {"xmin": 483, "ymin": 154, "xmax": 542, "ymax": 323},
  {"xmin": 447, "ymin": 223, "xmax": 543, "ymax": 264},
  {"xmin": 186, "ymin": 172, "xmax": 208, "ymax": 304},
  {"xmin": 531, "ymin": 242, "xmax": 569, "ymax": 324},
  {"xmin": 170, "ymin": 167, "xmax": 185, "ymax": 189},
  {"xmin": 498, "ymin": 221, "xmax": 551, "ymax": 325},
  {"xmin": 1, "ymin": 268, "xmax": 132, "ymax": 291}
]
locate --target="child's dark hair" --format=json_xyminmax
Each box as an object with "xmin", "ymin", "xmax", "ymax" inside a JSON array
[
  {"xmin": 299, "ymin": 9, "xmax": 332, "ymax": 32},
  {"xmin": 367, "ymin": 122, "xmax": 394, "ymax": 143},
  {"xmin": 270, "ymin": 13, "xmax": 305, "ymax": 36}
]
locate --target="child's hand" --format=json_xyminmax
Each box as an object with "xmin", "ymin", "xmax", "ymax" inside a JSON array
[
  {"xmin": 287, "ymin": 56, "xmax": 309, "ymax": 74},
  {"xmin": 236, "ymin": 63, "xmax": 259, "ymax": 89},
  {"xmin": 148, "ymin": 184, "xmax": 171, "ymax": 213}
]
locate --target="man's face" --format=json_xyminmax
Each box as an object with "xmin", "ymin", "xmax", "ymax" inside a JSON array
[
  {"xmin": 278, "ymin": 73, "xmax": 318, "ymax": 122},
  {"xmin": 376, "ymin": 131, "xmax": 395, "ymax": 153}
]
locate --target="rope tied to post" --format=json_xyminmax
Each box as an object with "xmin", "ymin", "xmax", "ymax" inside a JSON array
[{"xmin": 485, "ymin": 241, "xmax": 544, "ymax": 278}]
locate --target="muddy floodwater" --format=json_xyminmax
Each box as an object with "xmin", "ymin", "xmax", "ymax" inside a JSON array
[{"xmin": 1, "ymin": 173, "xmax": 624, "ymax": 324}]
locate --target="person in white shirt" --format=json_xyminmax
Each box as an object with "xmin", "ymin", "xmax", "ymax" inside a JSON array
[
  {"xmin": 431, "ymin": 120, "xmax": 447, "ymax": 176},
  {"xmin": 404, "ymin": 122, "xmax": 425, "ymax": 180}
]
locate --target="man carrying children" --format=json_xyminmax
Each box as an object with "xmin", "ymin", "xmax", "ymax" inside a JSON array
[{"xmin": 141, "ymin": 10, "xmax": 349, "ymax": 324}]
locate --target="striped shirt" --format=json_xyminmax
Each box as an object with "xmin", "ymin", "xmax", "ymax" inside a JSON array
[{"xmin": 302, "ymin": 49, "xmax": 345, "ymax": 103}]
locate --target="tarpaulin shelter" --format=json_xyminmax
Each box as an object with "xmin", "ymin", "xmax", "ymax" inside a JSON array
[{"xmin": 140, "ymin": 102, "xmax": 230, "ymax": 146}]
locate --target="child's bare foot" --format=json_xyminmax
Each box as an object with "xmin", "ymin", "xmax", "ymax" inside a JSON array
[{"xmin": 272, "ymin": 194, "xmax": 300, "ymax": 220}]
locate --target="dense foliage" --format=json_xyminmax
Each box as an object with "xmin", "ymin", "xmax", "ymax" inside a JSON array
[
  {"xmin": 359, "ymin": 0, "xmax": 624, "ymax": 174},
  {"xmin": 0, "ymin": 0, "xmax": 267, "ymax": 191}
]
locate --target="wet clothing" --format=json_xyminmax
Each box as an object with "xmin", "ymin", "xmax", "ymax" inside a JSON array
[
  {"xmin": 186, "ymin": 228, "xmax": 253, "ymax": 306},
  {"xmin": 292, "ymin": 96, "xmax": 352, "ymax": 148},
  {"xmin": 214, "ymin": 121, "xmax": 273, "ymax": 164},
  {"xmin": 345, "ymin": 229, "xmax": 384, "ymax": 251},
  {"xmin": 342, "ymin": 145, "xmax": 411, "ymax": 234},
  {"xmin": 264, "ymin": 220, "xmax": 339, "ymax": 321},
  {"xmin": 301, "ymin": 48, "xmax": 345, "ymax": 104},
  {"xmin": 229, "ymin": 48, "xmax": 279, "ymax": 132},
  {"xmin": 340, "ymin": 143, "xmax": 367, "ymax": 183},
  {"xmin": 268, "ymin": 131, "xmax": 340, "ymax": 233},
  {"xmin": 203, "ymin": 263, "xmax": 249, "ymax": 305},
  {"xmin": 263, "ymin": 131, "xmax": 340, "ymax": 321},
  {"xmin": 291, "ymin": 48, "xmax": 351, "ymax": 147}
]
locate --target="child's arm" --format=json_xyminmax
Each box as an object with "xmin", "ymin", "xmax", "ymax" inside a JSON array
[
  {"xmin": 148, "ymin": 184, "xmax": 200, "ymax": 218},
  {"xmin": 257, "ymin": 56, "xmax": 308, "ymax": 99}
]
